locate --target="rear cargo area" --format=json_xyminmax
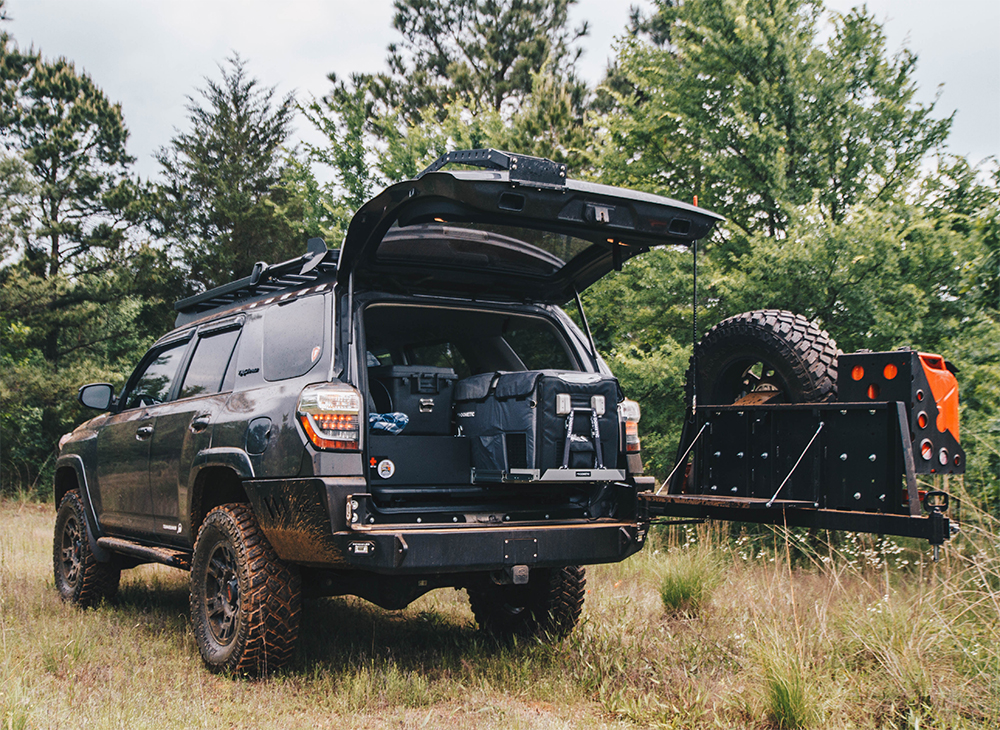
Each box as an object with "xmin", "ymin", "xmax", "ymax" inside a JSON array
[{"xmin": 360, "ymin": 302, "xmax": 628, "ymax": 523}]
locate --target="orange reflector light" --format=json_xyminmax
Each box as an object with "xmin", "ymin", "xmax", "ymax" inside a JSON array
[
  {"xmin": 867, "ymin": 383, "xmax": 880, "ymax": 400},
  {"xmin": 851, "ymin": 365, "xmax": 865, "ymax": 381},
  {"xmin": 883, "ymin": 363, "xmax": 898, "ymax": 380}
]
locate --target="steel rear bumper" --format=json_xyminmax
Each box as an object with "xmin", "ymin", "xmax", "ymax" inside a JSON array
[
  {"xmin": 333, "ymin": 521, "xmax": 647, "ymax": 574},
  {"xmin": 244, "ymin": 477, "xmax": 647, "ymax": 573}
]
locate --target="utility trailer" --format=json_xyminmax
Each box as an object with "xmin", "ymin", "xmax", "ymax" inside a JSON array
[{"xmin": 637, "ymin": 345, "xmax": 962, "ymax": 554}]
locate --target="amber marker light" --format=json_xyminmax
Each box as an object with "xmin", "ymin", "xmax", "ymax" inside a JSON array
[
  {"xmin": 851, "ymin": 365, "xmax": 865, "ymax": 381},
  {"xmin": 883, "ymin": 363, "xmax": 898, "ymax": 380}
]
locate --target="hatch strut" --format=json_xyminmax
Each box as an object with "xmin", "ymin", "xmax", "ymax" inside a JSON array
[{"xmin": 574, "ymin": 287, "xmax": 599, "ymax": 361}]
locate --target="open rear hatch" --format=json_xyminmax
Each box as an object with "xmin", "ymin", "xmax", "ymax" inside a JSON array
[{"xmin": 337, "ymin": 149, "xmax": 724, "ymax": 303}]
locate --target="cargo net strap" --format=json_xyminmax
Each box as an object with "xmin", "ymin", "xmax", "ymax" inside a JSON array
[{"xmin": 560, "ymin": 408, "xmax": 604, "ymax": 470}]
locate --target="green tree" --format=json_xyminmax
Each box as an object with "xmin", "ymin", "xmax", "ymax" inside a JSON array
[
  {"xmin": 384, "ymin": 0, "xmax": 588, "ymax": 117},
  {"xmin": 600, "ymin": 0, "xmax": 951, "ymax": 240},
  {"xmin": 0, "ymin": 33, "xmax": 145, "ymax": 375},
  {"xmin": 153, "ymin": 54, "xmax": 299, "ymax": 289},
  {"xmin": 302, "ymin": 0, "xmax": 595, "ymax": 230},
  {"xmin": 1, "ymin": 53, "xmax": 137, "ymax": 280},
  {"xmin": 0, "ymin": 16, "xmax": 171, "ymax": 493},
  {"xmin": 584, "ymin": 0, "xmax": 999, "ymax": 499}
]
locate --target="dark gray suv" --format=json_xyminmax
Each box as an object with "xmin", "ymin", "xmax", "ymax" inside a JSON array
[
  {"xmin": 52, "ymin": 149, "xmax": 724, "ymax": 674},
  {"xmin": 52, "ymin": 148, "xmax": 964, "ymax": 676}
]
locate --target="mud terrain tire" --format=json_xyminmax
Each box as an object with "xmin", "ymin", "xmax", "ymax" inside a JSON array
[
  {"xmin": 688, "ymin": 310, "xmax": 839, "ymax": 405},
  {"xmin": 54, "ymin": 490, "xmax": 121, "ymax": 606},
  {"xmin": 190, "ymin": 504, "xmax": 301, "ymax": 676}
]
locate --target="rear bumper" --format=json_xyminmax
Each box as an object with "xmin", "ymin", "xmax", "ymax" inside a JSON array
[
  {"xmin": 333, "ymin": 521, "xmax": 648, "ymax": 574},
  {"xmin": 244, "ymin": 476, "xmax": 647, "ymax": 573}
]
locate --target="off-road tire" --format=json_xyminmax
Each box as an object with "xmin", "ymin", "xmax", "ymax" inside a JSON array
[
  {"xmin": 468, "ymin": 566, "xmax": 586, "ymax": 641},
  {"xmin": 189, "ymin": 504, "xmax": 301, "ymax": 676},
  {"xmin": 687, "ymin": 310, "xmax": 839, "ymax": 405},
  {"xmin": 53, "ymin": 490, "xmax": 121, "ymax": 606}
]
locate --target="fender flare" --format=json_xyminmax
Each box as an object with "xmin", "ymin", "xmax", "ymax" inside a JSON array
[
  {"xmin": 54, "ymin": 454, "xmax": 112, "ymax": 563},
  {"xmin": 189, "ymin": 448, "xmax": 255, "ymax": 482}
]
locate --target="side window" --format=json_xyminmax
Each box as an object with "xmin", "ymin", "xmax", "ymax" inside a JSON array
[
  {"xmin": 503, "ymin": 318, "xmax": 576, "ymax": 371},
  {"xmin": 406, "ymin": 341, "xmax": 471, "ymax": 379},
  {"xmin": 179, "ymin": 327, "xmax": 241, "ymax": 399},
  {"xmin": 263, "ymin": 295, "xmax": 325, "ymax": 381},
  {"xmin": 123, "ymin": 343, "xmax": 188, "ymax": 410}
]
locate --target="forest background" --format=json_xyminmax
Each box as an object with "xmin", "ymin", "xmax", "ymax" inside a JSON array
[{"xmin": 1, "ymin": 0, "xmax": 997, "ymax": 512}]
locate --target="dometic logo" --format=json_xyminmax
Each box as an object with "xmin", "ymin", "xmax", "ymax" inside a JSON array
[{"xmin": 238, "ymin": 367, "xmax": 259, "ymax": 377}]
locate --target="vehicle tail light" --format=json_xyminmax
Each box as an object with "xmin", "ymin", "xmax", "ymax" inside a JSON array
[
  {"xmin": 619, "ymin": 399, "xmax": 642, "ymax": 452},
  {"xmin": 297, "ymin": 383, "xmax": 362, "ymax": 450},
  {"xmin": 624, "ymin": 421, "xmax": 641, "ymax": 452}
]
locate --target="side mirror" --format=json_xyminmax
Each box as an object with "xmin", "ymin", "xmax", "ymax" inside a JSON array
[{"xmin": 78, "ymin": 383, "xmax": 115, "ymax": 411}]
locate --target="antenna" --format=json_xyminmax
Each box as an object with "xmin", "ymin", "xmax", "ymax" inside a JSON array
[{"xmin": 691, "ymin": 236, "xmax": 698, "ymax": 414}]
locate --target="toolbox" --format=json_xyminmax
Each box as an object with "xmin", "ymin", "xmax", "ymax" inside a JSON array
[{"xmin": 368, "ymin": 365, "xmax": 458, "ymax": 435}]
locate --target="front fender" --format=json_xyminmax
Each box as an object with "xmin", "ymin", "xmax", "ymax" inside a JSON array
[{"xmin": 54, "ymin": 454, "xmax": 112, "ymax": 563}]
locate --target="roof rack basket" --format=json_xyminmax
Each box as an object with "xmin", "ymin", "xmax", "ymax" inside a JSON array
[{"xmin": 173, "ymin": 238, "xmax": 337, "ymax": 327}]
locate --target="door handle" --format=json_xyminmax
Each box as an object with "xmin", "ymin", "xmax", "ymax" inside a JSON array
[
  {"xmin": 135, "ymin": 425, "xmax": 154, "ymax": 440},
  {"xmin": 189, "ymin": 414, "xmax": 213, "ymax": 434}
]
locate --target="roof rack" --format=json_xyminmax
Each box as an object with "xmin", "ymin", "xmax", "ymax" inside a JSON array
[
  {"xmin": 417, "ymin": 148, "xmax": 567, "ymax": 189},
  {"xmin": 174, "ymin": 238, "xmax": 338, "ymax": 327}
]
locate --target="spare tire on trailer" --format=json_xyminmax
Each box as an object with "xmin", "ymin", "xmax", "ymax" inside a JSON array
[{"xmin": 687, "ymin": 310, "xmax": 840, "ymax": 406}]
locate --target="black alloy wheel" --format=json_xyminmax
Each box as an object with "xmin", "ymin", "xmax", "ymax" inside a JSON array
[{"xmin": 53, "ymin": 490, "xmax": 120, "ymax": 606}]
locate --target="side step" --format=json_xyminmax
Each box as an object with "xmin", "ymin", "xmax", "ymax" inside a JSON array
[{"xmin": 96, "ymin": 537, "xmax": 191, "ymax": 570}]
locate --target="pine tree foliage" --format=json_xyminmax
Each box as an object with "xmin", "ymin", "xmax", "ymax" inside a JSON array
[
  {"xmin": 0, "ymin": 47, "xmax": 136, "ymax": 278},
  {"xmin": 153, "ymin": 54, "xmax": 299, "ymax": 290},
  {"xmin": 385, "ymin": 0, "xmax": 588, "ymax": 117},
  {"xmin": 303, "ymin": 0, "xmax": 593, "ymax": 233}
]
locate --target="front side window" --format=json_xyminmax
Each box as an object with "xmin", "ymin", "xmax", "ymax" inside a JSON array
[
  {"xmin": 179, "ymin": 327, "xmax": 241, "ymax": 399},
  {"xmin": 123, "ymin": 343, "xmax": 188, "ymax": 409}
]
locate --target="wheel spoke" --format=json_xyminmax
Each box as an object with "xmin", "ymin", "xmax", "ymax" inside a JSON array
[
  {"xmin": 61, "ymin": 517, "xmax": 82, "ymax": 584},
  {"xmin": 202, "ymin": 541, "xmax": 240, "ymax": 645}
]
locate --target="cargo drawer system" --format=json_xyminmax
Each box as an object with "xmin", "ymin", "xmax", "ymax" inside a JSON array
[{"xmin": 639, "ymin": 350, "xmax": 962, "ymax": 547}]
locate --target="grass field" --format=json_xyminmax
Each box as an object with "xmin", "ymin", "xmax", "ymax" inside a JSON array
[{"xmin": 2, "ymin": 494, "xmax": 999, "ymax": 729}]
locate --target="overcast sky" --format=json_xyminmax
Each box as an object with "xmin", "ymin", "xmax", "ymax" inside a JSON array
[{"xmin": 7, "ymin": 0, "xmax": 999, "ymax": 181}]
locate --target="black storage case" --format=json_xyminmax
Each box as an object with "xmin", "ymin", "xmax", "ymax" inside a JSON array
[
  {"xmin": 454, "ymin": 370, "xmax": 623, "ymax": 481},
  {"xmin": 369, "ymin": 365, "xmax": 458, "ymax": 435}
]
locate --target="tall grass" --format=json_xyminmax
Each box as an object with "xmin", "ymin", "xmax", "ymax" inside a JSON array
[
  {"xmin": 657, "ymin": 539, "xmax": 722, "ymax": 616},
  {"xmin": 2, "ymin": 493, "xmax": 998, "ymax": 729}
]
